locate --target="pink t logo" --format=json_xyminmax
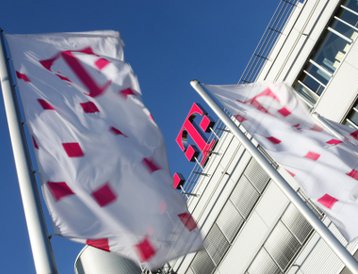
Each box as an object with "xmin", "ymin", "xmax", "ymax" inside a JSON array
[
  {"xmin": 239, "ymin": 87, "xmax": 280, "ymax": 113},
  {"xmin": 176, "ymin": 103, "xmax": 216, "ymax": 166},
  {"xmin": 39, "ymin": 47, "xmax": 111, "ymax": 97},
  {"xmin": 239, "ymin": 87, "xmax": 291, "ymax": 117}
]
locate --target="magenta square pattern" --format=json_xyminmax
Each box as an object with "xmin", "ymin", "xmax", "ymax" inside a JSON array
[
  {"xmin": 62, "ymin": 142, "xmax": 84, "ymax": 158},
  {"xmin": 47, "ymin": 181, "xmax": 74, "ymax": 201},
  {"xmin": 80, "ymin": 101, "xmax": 100, "ymax": 113},
  {"xmin": 142, "ymin": 158, "xmax": 161, "ymax": 173},
  {"xmin": 38, "ymin": 99, "xmax": 55, "ymax": 110},
  {"xmin": 135, "ymin": 237, "xmax": 156, "ymax": 262},
  {"xmin": 326, "ymin": 139, "xmax": 342, "ymax": 145},
  {"xmin": 91, "ymin": 183, "xmax": 117, "ymax": 207},
  {"xmin": 95, "ymin": 58, "xmax": 110, "ymax": 70},
  {"xmin": 347, "ymin": 169, "xmax": 358, "ymax": 181},
  {"xmin": 266, "ymin": 136, "xmax": 281, "ymax": 144},
  {"xmin": 119, "ymin": 88, "xmax": 136, "ymax": 98},
  {"xmin": 86, "ymin": 238, "xmax": 110, "ymax": 252},
  {"xmin": 178, "ymin": 212, "xmax": 197, "ymax": 231},
  {"xmin": 110, "ymin": 126, "xmax": 127, "ymax": 137},
  {"xmin": 304, "ymin": 151, "xmax": 320, "ymax": 161},
  {"xmin": 277, "ymin": 107, "xmax": 291, "ymax": 117},
  {"xmin": 317, "ymin": 194, "xmax": 338, "ymax": 209}
]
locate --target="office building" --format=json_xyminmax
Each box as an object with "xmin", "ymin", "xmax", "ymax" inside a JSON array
[{"xmin": 75, "ymin": 0, "xmax": 358, "ymax": 273}]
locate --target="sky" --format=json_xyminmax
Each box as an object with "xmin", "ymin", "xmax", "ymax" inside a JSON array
[{"xmin": 0, "ymin": 1, "xmax": 279, "ymax": 273}]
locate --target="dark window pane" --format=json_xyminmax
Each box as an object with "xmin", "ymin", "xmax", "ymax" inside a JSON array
[
  {"xmin": 337, "ymin": 7, "xmax": 358, "ymax": 27},
  {"xmin": 347, "ymin": 108, "xmax": 358, "ymax": 126},
  {"xmin": 293, "ymin": 82, "xmax": 318, "ymax": 104},
  {"xmin": 305, "ymin": 63, "xmax": 330, "ymax": 84},
  {"xmin": 343, "ymin": 0, "xmax": 358, "ymax": 13},
  {"xmin": 299, "ymin": 73, "xmax": 326, "ymax": 95},
  {"xmin": 312, "ymin": 30, "xmax": 350, "ymax": 73},
  {"xmin": 331, "ymin": 18, "xmax": 357, "ymax": 41}
]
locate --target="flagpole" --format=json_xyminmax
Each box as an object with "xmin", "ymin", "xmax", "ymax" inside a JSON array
[
  {"xmin": 190, "ymin": 80, "xmax": 358, "ymax": 274},
  {"xmin": 0, "ymin": 29, "xmax": 58, "ymax": 274},
  {"xmin": 312, "ymin": 112, "xmax": 350, "ymax": 139}
]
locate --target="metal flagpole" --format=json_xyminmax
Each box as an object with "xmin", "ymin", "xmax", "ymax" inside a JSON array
[
  {"xmin": 312, "ymin": 112, "xmax": 351, "ymax": 139},
  {"xmin": 190, "ymin": 80, "xmax": 358, "ymax": 274},
  {"xmin": 0, "ymin": 29, "xmax": 58, "ymax": 274}
]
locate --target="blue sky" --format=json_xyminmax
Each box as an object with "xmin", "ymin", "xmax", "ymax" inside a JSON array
[{"xmin": 0, "ymin": 1, "xmax": 279, "ymax": 273}]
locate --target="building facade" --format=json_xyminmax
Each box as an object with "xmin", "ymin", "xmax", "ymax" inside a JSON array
[
  {"xmin": 75, "ymin": 0, "xmax": 358, "ymax": 273},
  {"xmin": 170, "ymin": 0, "xmax": 358, "ymax": 273}
]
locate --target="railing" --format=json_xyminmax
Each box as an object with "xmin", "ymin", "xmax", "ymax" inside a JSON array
[
  {"xmin": 180, "ymin": 0, "xmax": 302, "ymax": 197},
  {"xmin": 239, "ymin": 0, "xmax": 301, "ymax": 84},
  {"xmin": 152, "ymin": 1, "xmax": 305, "ymax": 273}
]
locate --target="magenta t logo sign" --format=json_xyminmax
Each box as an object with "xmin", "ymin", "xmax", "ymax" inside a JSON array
[{"xmin": 176, "ymin": 103, "xmax": 216, "ymax": 165}]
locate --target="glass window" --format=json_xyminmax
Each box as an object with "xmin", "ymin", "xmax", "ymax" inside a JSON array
[
  {"xmin": 293, "ymin": 81, "xmax": 319, "ymax": 105},
  {"xmin": 344, "ymin": 99, "xmax": 358, "ymax": 128},
  {"xmin": 299, "ymin": 68, "xmax": 326, "ymax": 96},
  {"xmin": 342, "ymin": 0, "xmax": 358, "ymax": 13},
  {"xmin": 311, "ymin": 30, "xmax": 351, "ymax": 74},
  {"xmin": 347, "ymin": 107, "xmax": 358, "ymax": 125},
  {"xmin": 306, "ymin": 62, "xmax": 331, "ymax": 82},
  {"xmin": 331, "ymin": 18, "xmax": 357, "ymax": 40},
  {"xmin": 337, "ymin": 7, "xmax": 358, "ymax": 29},
  {"xmin": 294, "ymin": 0, "xmax": 358, "ymax": 102}
]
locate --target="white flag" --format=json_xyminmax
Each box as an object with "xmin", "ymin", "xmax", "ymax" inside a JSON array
[
  {"xmin": 205, "ymin": 82, "xmax": 358, "ymax": 241},
  {"xmin": 6, "ymin": 31, "xmax": 202, "ymax": 269}
]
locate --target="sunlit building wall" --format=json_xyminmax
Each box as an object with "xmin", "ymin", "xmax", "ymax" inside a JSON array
[
  {"xmin": 171, "ymin": 0, "xmax": 358, "ymax": 273},
  {"xmin": 74, "ymin": 0, "xmax": 358, "ymax": 273}
]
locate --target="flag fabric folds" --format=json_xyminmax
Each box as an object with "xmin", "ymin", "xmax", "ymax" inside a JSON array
[
  {"xmin": 204, "ymin": 82, "xmax": 358, "ymax": 241},
  {"xmin": 6, "ymin": 31, "xmax": 201, "ymax": 269}
]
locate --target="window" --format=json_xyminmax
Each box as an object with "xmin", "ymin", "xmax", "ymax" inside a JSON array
[
  {"xmin": 343, "ymin": 98, "xmax": 358, "ymax": 128},
  {"xmin": 294, "ymin": 0, "xmax": 358, "ymax": 104}
]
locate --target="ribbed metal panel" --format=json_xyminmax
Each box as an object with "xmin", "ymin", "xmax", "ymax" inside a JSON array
[
  {"xmin": 217, "ymin": 200, "xmax": 244, "ymax": 242},
  {"xmin": 265, "ymin": 222, "xmax": 301, "ymax": 271},
  {"xmin": 185, "ymin": 267, "xmax": 195, "ymax": 274},
  {"xmin": 282, "ymin": 204, "xmax": 313, "ymax": 244},
  {"xmin": 246, "ymin": 249, "xmax": 282, "ymax": 274},
  {"xmin": 205, "ymin": 224, "xmax": 230, "ymax": 265},
  {"xmin": 191, "ymin": 250, "xmax": 215, "ymax": 274},
  {"xmin": 244, "ymin": 159, "xmax": 270, "ymax": 193},
  {"xmin": 230, "ymin": 176, "xmax": 260, "ymax": 218}
]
